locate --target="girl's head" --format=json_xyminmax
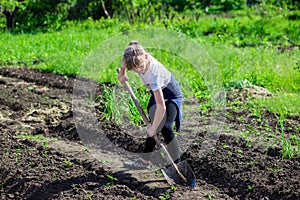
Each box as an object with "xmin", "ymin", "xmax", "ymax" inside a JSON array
[{"xmin": 122, "ymin": 40, "xmax": 146, "ymax": 72}]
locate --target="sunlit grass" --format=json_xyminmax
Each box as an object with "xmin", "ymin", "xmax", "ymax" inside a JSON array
[
  {"xmin": 250, "ymin": 93, "xmax": 300, "ymax": 116},
  {"xmin": 1, "ymin": 13, "xmax": 299, "ymax": 125}
]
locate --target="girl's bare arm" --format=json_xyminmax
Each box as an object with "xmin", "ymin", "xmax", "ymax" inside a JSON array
[{"xmin": 147, "ymin": 88, "xmax": 166, "ymax": 137}]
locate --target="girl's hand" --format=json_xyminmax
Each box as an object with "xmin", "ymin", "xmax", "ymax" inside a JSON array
[
  {"xmin": 118, "ymin": 66, "xmax": 128, "ymax": 83},
  {"xmin": 147, "ymin": 125, "xmax": 157, "ymax": 137},
  {"xmin": 118, "ymin": 74, "xmax": 128, "ymax": 83}
]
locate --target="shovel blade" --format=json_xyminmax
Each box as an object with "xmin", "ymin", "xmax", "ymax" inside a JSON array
[{"xmin": 161, "ymin": 160, "xmax": 196, "ymax": 188}]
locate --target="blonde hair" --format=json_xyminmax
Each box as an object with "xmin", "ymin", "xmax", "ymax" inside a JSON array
[{"xmin": 122, "ymin": 40, "xmax": 146, "ymax": 70}]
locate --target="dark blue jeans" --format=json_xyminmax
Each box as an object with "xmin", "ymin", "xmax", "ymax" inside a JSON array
[{"xmin": 141, "ymin": 101, "xmax": 181, "ymax": 162}]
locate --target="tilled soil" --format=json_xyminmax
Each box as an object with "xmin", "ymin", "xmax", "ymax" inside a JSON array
[{"xmin": 0, "ymin": 67, "xmax": 299, "ymax": 200}]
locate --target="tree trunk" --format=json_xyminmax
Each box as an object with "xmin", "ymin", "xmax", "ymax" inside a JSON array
[
  {"xmin": 100, "ymin": 0, "xmax": 110, "ymax": 18},
  {"xmin": 2, "ymin": 6, "xmax": 19, "ymax": 32}
]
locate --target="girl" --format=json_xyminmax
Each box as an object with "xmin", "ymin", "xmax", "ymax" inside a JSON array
[{"xmin": 118, "ymin": 41, "xmax": 182, "ymax": 169}]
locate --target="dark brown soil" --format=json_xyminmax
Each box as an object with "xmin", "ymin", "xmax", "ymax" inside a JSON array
[{"xmin": 0, "ymin": 67, "xmax": 299, "ymax": 200}]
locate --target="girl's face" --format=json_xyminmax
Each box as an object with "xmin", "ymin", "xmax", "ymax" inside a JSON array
[{"xmin": 132, "ymin": 59, "xmax": 146, "ymax": 75}]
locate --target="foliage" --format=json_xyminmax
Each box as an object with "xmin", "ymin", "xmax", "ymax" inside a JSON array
[
  {"xmin": 224, "ymin": 79, "xmax": 253, "ymax": 90},
  {"xmin": 1, "ymin": 0, "xmax": 299, "ymax": 32},
  {"xmin": 279, "ymin": 117, "xmax": 300, "ymax": 159},
  {"xmin": 0, "ymin": 6, "xmax": 299, "ymax": 126},
  {"xmin": 0, "ymin": 0, "xmax": 28, "ymax": 10}
]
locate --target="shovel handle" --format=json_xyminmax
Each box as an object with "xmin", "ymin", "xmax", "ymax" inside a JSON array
[{"xmin": 117, "ymin": 68, "xmax": 150, "ymax": 126}]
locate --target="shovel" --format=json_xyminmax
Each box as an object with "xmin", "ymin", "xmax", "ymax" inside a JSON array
[{"xmin": 117, "ymin": 68, "xmax": 196, "ymax": 188}]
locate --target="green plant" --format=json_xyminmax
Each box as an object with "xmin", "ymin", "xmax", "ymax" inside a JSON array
[
  {"xmin": 2, "ymin": 180, "xmax": 7, "ymax": 186},
  {"xmin": 171, "ymin": 185, "xmax": 177, "ymax": 192},
  {"xmin": 159, "ymin": 191, "xmax": 171, "ymax": 200},
  {"xmin": 42, "ymin": 150, "xmax": 48, "ymax": 158},
  {"xmin": 204, "ymin": 192, "xmax": 216, "ymax": 200},
  {"xmin": 97, "ymin": 85, "xmax": 122, "ymax": 124},
  {"xmin": 237, "ymin": 149, "xmax": 243, "ymax": 154},
  {"xmin": 97, "ymin": 85, "xmax": 148, "ymax": 125},
  {"xmin": 246, "ymin": 139, "xmax": 252, "ymax": 148},
  {"xmin": 14, "ymin": 152, "xmax": 21, "ymax": 162},
  {"xmin": 279, "ymin": 117, "xmax": 299, "ymax": 159},
  {"xmin": 18, "ymin": 133, "xmax": 57, "ymax": 148},
  {"xmin": 28, "ymin": 161, "xmax": 36, "ymax": 167},
  {"xmin": 267, "ymin": 167, "xmax": 283, "ymax": 174},
  {"xmin": 99, "ymin": 159, "xmax": 110, "ymax": 164},
  {"xmin": 52, "ymin": 173, "xmax": 57, "ymax": 179},
  {"xmin": 248, "ymin": 185, "xmax": 255, "ymax": 191},
  {"xmin": 63, "ymin": 160, "xmax": 73, "ymax": 167},
  {"xmin": 224, "ymin": 79, "xmax": 253, "ymax": 90},
  {"xmin": 156, "ymin": 172, "xmax": 164, "ymax": 178},
  {"xmin": 87, "ymin": 193, "xmax": 93, "ymax": 200},
  {"xmin": 247, "ymin": 161, "xmax": 259, "ymax": 166},
  {"xmin": 83, "ymin": 146, "xmax": 90, "ymax": 155},
  {"xmin": 27, "ymin": 86, "xmax": 35, "ymax": 92},
  {"xmin": 106, "ymin": 174, "xmax": 118, "ymax": 186}
]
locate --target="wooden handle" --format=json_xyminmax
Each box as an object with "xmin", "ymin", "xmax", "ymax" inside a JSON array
[{"xmin": 117, "ymin": 68, "xmax": 150, "ymax": 126}]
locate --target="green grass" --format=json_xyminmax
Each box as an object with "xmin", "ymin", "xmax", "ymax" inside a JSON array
[
  {"xmin": 0, "ymin": 18, "xmax": 131, "ymax": 75},
  {"xmin": 249, "ymin": 93, "xmax": 300, "ymax": 116},
  {"xmin": 279, "ymin": 118, "xmax": 300, "ymax": 159},
  {"xmin": 1, "ymin": 9, "xmax": 299, "ymax": 129}
]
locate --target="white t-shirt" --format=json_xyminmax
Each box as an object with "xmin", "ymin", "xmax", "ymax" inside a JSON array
[{"xmin": 140, "ymin": 55, "xmax": 171, "ymax": 91}]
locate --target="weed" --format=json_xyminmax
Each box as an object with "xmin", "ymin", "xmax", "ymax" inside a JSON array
[
  {"xmin": 28, "ymin": 161, "xmax": 36, "ymax": 167},
  {"xmin": 267, "ymin": 167, "xmax": 283, "ymax": 174},
  {"xmin": 99, "ymin": 160, "xmax": 110, "ymax": 164},
  {"xmin": 42, "ymin": 151, "xmax": 48, "ymax": 158},
  {"xmin": 224, "ymin": 79, "xmax": 253, "ymax": 90},
  {"xmin": 42, "ymin": 141, "xmax": 51, "ymax": 148},
  {"xmin": 2, "ymin": 180, "xmax": 7, "ymax": 186},
  {"xmin": 52, "ymin": 173, "xmax": 57, "ymax": 179},
  {"xmin": 155, "ymin": 172, "xmax": 164, "ymax": 178},
  {"xmin": 27, "ymin": 86, "xmax": 35, "ymax": 92},
  {"xmin": 246, "ymin": 140, "xmax": 252, "ymax": 148},
  {"xmin": 204, "ymin": 192, "xmax": 216, "ymax": 200},
  {"xmin": 96, "ymin": 85, "xmax": 149, "ymax": 125},
  {"xmin": 194, "ymin": 140, "xmax": 202, "ymax": 145},
  {"xmin": 97, "ymin": 86, "xmax": 122, "ymax": 124},
  {"xmin": 237, "ymin": 149, "xmax": 243, "ymax": 154},
  {"xmin": 87, "ymin": 193, "xmax": 93, "ymax": 199},
  {"xmin": 256, "ymin": 132, "xmax": 261, "ymax": 137},
  {"xmin": 279, "ymin": 118, "xmax": 298, "ymax": 159},
  {"xmin": 18, "ymin": 133, "xmax": 57, "ymax": 148},
  {"xmin": 160, "ymin": 152, "xmax": 165, "ymax": 159},
  {"xmin": 159, "ymin": 191, "xmax": 171, "ymax": 200},
  {"xmin": 248, "ymin": 185, "xmax": 255, "ymax": 191},
  {"xmin": 106, "ymin": 174, "xmax": 118, "ymax": 186},
  {"xmin": 14, "ymin": 152, "xmax": 22, "ymax": 162},
  {"xmin": 83, "ymin": 146, "xmax": 90, "ymax": 155},
  {"xmin": 63, "ymin": 160, "xmax": 73, "ymax": 167},
  {"xmin": 247, "ymin": 161, "xmax": 259, "ymax": 166}
]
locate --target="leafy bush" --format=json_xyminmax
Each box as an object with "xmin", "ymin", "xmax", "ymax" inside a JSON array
[{"xmin": 1, "ymin": 0, "xmax": 299, "ymax": 32}]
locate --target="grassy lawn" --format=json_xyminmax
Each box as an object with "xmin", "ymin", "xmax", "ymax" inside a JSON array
[{"xmin": 1, "ymin": 11, "xmax": 299, "ymax": 117}]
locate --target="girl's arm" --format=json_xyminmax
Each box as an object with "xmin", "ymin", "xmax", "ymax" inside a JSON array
[{"xmin": 147, "ymin": 88, "xmax": 166, "ymax": 137}]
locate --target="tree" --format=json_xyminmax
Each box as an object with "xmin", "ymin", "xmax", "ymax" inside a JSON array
[{"xmin": 0, "ymin": 0, "xmax": 23, "ymax": 31}]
